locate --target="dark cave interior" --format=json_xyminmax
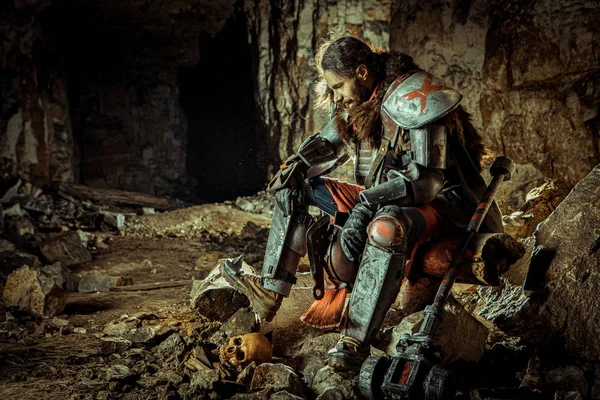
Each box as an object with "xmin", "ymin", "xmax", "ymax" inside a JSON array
[{"xmin": 179, "ymin": 10, "xmax": 266, "ymax": 203}]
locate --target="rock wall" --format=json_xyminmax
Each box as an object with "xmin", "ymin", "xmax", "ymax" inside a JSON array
[
  {"xmin": 0, "ymin": 1, "xmax": 74, "ymax": 185},
  {"xmin": 248, "ymin": 0, "xmax": 599, "ymax": 193},
  {"xmin": 0, "ymin": 0, "xmax": 235, "ymax": 196},
  {"xmin": 244, "ymin": 0, "xmax": 392, "ymax": 179},
  {"xmin": 388, "ymin": 0, "xmax": 599, "ymax": 188}
]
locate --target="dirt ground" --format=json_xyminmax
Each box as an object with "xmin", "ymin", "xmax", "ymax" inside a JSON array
[{"xmin": 0, "ymin": 203, "xmax": 272, "ymax": 400}]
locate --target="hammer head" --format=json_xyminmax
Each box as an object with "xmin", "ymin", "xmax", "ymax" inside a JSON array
[{"xmin": 490, "ymin": 156, "xmax": 516, "ymax": 182}]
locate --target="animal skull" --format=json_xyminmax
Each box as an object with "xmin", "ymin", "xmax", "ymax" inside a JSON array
[{"xmin": 219, "ymin": 333, "xmax": 273, "ymax": 370}]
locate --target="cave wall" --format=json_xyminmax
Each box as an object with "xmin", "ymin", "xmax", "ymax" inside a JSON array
[
  {"xmin": 2, "ymin": 0, "xmax": 598, "ymax": 198},
  {"xmin": 0, "ymin": 0, "xmax": 236, "ymax": 196},
  {"xmin": 248, "ymin": 0, "xmax": 599, "ymax": 191},
  {"xmin": 0, "ymin": 1, "xmax": 73, "ymax": 185},
  {"xmin": 244, "ymin": 0, "xmax": 392, "ymax": 179},
  {"xmin": 391, "ymin": 0, "xmax": 600, "ymax": 189}
]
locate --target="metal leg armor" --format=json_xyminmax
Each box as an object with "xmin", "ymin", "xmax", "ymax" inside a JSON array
[
  {"xmin": 329, "ymin": 205, "xmax": 412, "ymax": 370},
  {"xmin": 345, "ymin": 205, "xmax": 412, "ymax": 342},
  {"xmin": 262, "ymin": 202, "xmax": 312, "ymax": 296}
]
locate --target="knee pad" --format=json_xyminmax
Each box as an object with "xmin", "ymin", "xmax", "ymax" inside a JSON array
[{"xmin": 367, "ymin": 206, "xmax": 412, "ymax": 251}]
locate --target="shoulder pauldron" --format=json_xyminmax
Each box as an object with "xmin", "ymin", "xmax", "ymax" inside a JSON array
[{"xmin": 382, "ymin": 71, "xmax": 462, "ymax": 130}]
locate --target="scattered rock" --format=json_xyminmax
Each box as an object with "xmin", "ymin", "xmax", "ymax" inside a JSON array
[
  {"xmin": 78, "ymin": 274, "xmax": 133, "ymax": 293},
  {"xmin": 315, "ymin": 389, "xmax": 346, "ymax": 400},
  {"xmin": 311, "ymin": 366, "xmax": 361, "ymax": 400},
  {"xmin": 544, "ymin": 366, "xmax": 588, "ymax": 394},
  {"xmin": 0, "ymin": 239, "xmax": 15, "ymax": 253},
  {"xmin": 229, "ymin": 387, "xmax": 274, "ymax": 400},
  {"xmin": 250, "ymin": 363, "xmax": 308, "ymax": 398},
  {"xmin": 99, "ymin": 337, "xmax": 133, "ymax": 355},
  {"xmin": 503, "ymin": 180, "xmax": 570, "ymax": 239},
  {"xmin": 3, "ymin": 203, "xmax": 24, "ymax": 217},
  {"xmin": 42, "ymin": 262, "xmax": 74, "ymax": 291},
  {"xmin": 0, "ymin": 249, "xmax": 41, "ymax": 279},
  {"xmin": 189, "ymin": 369, "xmax": 220, "ymax": 391},
  {"xmin": 40, "ymin": 230, "xmax": 92, "ymax": 266},
  {"xmin": 106, "ymin": 365, "xmax": 136, "ymax": 381},
  {"xmin": 209, "ymin": 308, "xmax": 259, "ymax": 344},
  {"xmin": 103, "ymin": 321, "xmax": 130, "ymax": 337},
  {"xmin": 155, "ymin": 369, "xmax": 184, "ymax": 385},
  {"xmin": 156, "ymin": 333, "xmax": 187, "ymax": 361},
  {"xmin": 11, "ymin": 218, "xmax": 35, "ymax": 238},
  {"xmin": 96, "ymin": 211, "xmax": 125, "ymax": 231},
  {"xmin": 235, "ymin": 191, "xmax": 275, "ymax": 216},
  {"xmin": 129, "ymin": 326, "xmax": 158, "ymax": 344},
  {"xmin": 137, "ymin": 376, "xmax": 161, "ymax": 390},
  {"xmin": 271, "ymin": 391, "xmax": 305, "ymax": 400},
  {"xmin": 142, "ymin": 207, "xmax": 156, "ymax": 215},
  {"xmin": 0, "ymin": 180, "xmax": 22, "ymax": 204},
  {"xmin": 22, "ymin": 195, "xmax": 54, "ymax": 215}
]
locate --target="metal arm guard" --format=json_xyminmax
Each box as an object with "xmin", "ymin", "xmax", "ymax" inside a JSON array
[
  {"xmin": 269, "ymin": 117, "xmax": 350, "ymax": 192},
  {"xmin": 358, "ymin": 125, "xmax": 448, "ymax": 208},
  {"xmin": 263, "ymin": 118, "xmax": 348, "ymax": 296},
  {"xmin": 358, "ymin": 166, "xmax": 445, "ymax": 208}
]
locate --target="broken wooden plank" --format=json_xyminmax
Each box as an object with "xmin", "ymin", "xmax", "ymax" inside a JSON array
[
  {"xmin": 109, "ymin": 280, "xmax": 192, "ymax": 292},
  {"xmin": 53, "ymin": 182, "xmax": 176, "ymax": 210}
]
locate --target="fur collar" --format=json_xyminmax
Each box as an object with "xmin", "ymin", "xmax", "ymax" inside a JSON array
[{"xmin": 332, "ymin": 52, "xmax": 489, "ymax": 170}]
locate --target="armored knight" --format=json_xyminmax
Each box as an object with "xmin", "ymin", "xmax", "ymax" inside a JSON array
[{"xmin": 222, "ymin": 37, "xmax": 503, "ymax": 371}]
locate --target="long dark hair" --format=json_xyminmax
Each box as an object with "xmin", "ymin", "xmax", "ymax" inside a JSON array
[{"xmin": 313, "ymin": 36, "xmax": 390, "ymax": 109}]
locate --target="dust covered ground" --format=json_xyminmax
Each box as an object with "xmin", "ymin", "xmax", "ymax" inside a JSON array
[{"xmin": 0, "ymin": 203, "xmax": 272, "ymax": 400}]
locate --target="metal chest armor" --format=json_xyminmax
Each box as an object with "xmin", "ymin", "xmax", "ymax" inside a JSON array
[{"xmin": 360, "ymin": 71, "xmax": 462, "ymax": 188}]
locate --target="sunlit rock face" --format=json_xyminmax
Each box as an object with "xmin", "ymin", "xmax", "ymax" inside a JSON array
[
  {"xmin": 0, "ymin": 0, "xmax": 235, "ymax": 196},
  {"xmin": 244, "ymin": 0, "xmax": 393, "ymax": 180},
  {"xmin": 246, "ymin": 0, "xmax": 598, "ymax": 197},
  {"xmin": 390, "ymin": 0, "xmax": 599, "ymax": 189}
]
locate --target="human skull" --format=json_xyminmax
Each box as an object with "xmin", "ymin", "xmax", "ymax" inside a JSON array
[{"xmin": 219, "ymin": 333, "xmax": 273, "ymax": 370}]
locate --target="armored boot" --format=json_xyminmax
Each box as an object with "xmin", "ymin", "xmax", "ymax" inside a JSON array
[
  {"xmin": 328, "ymin": 205, "xmax": 411, "ymax": 371},
  {"xmin": 221, "ymin": 258, "xmax": 284, "ymax": 322},
  {"xmin": 223, "ymin": 202, "xmax": 312, "ymax": 322}
]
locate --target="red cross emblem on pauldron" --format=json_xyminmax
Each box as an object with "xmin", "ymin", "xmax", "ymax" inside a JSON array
[{"xmin": 401, "ymin": 78, "xmax": 447, "ymax": 115}]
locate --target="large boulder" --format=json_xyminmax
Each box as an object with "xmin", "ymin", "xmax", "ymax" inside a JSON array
[
  {"xmin": 2, "ymin": 263, "xmax": 72, "ymax": 316},
  {"xmin": 379, "ymin": 296, "xmax": 489, "ymax": 364},
  {"xmin": 40, "ymin": 230, "xmax": 92, "ymax": 266},
  {"xmin": 477, "ymin": 165, "xmax": 600, "ymax": 359}
]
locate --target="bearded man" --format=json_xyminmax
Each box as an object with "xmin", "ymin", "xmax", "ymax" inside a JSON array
[{"xmin": 222, "ymin": 36, "xmax": 503, "ymax": 371}]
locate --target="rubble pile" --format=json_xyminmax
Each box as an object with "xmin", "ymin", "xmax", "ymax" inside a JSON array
[
  {"xmin": 0, "ymin": 179, "xmax": 147, "ymax": 313},
  {"xmin": 234, "ymin": 190, "xmax": 276, "ymax": 218},
  {"xmin": 0, "ymin": 169, "xmax": 598, "ymax": 399},
  {"xmin": 502, "ymin": 180, "xmax": 570, "ymax": 239}
]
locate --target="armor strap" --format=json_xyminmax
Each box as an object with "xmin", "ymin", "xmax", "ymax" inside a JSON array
[
  {"xmin": 274, "ymin": 269, "xmax": 298, "ymax": 285},
  {"xmin": 364, "ymin": 137, "xmax": 391, "ymax": 189}
]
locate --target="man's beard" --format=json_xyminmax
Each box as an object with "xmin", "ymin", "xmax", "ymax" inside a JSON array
[{"xmin": 353, "ymin": 76, "xmax": 372, "ymax": 104}]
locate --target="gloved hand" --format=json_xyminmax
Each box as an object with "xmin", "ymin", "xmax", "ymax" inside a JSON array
[
  {"xmin": 275, "ymin": 187, "xmax": 299, "ymax": 216},
  {"xmin": 340, "ymin": 203, "xmax": 375, "ymax": 262}
]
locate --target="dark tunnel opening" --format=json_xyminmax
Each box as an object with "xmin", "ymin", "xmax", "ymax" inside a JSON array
[{"xmin": 179, "ymin": 9, "xmax": 266, "ymax": 203}]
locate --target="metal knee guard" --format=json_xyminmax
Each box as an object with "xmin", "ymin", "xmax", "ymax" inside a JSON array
[
  {"xmin": 262, "ymin": 203, "xmax": 312, "ymax": 296},
  {"xmin": 343, "ymin": 205, "xmax": 412, "ymax": 343}
]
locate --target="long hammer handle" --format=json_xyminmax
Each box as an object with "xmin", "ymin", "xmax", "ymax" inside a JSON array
[{"xmin": 419, "ymin": 156, "xmax": 515, "ymax": 337}]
